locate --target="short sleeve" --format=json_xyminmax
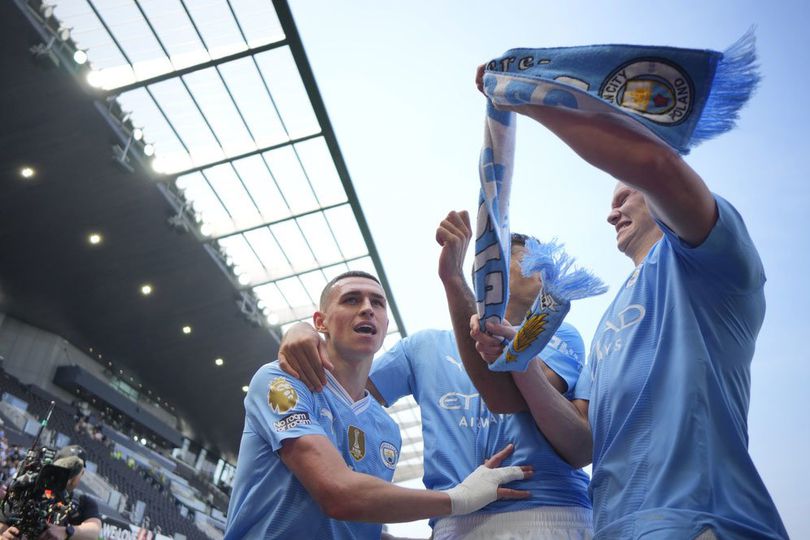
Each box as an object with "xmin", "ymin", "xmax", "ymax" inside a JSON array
[
  {"xmin": 572, "ymin": 362, "xmax": 593, "ymax": 402},
  {"xmin": 656, "ymin": 195, "xmax": 765, "ymax": 293},
  {"xmin": 75, "ymin": 494, "xmax": 100, "ymax": 522},
  {"xmin": 245, "ymin": 364, "xmax": 327, "ymax": 452},
  {"xmin": 369, "ymin": 336, "xmax": 416, "ymax": 406},
  {"xmin": 539, "ymin": 322, "xmax": 585, "ymax": 394}
]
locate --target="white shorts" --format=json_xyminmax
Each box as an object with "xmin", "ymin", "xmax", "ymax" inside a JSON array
[{"xmin": 432, "ymin": 506, "xmax": 593, "ymax": 540}]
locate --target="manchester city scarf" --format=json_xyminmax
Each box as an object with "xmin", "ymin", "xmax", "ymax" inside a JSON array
[
  {"xmin": 473, "ymin": 31, "xmax": 759, "ymax": 372},
  {"xmin": 488, "ymin": 239, "xmax": 607, "ymax": 372}
]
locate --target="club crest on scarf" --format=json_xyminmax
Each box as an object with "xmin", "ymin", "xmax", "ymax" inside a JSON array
[{"xmin": 474, "ymin": 32, "xmax": 759, "ymax": 372}]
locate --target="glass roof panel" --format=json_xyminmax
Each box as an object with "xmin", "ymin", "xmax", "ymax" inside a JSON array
[
  {"xmin": 297, "ymin": 270, "xmax": 329, "ymax": 310},
  {"xmin": 182, "ymin": 67, "xmax": 256, "ymax": 157},
  {"xmin": 295, "ymin": 137, "xmax": 347, "ymax": 207},
  {"xmin": 183, "ymin": 0, "xmax": 247, "ymax": 59},
  {"xmin": 138, "ymin": 0, "xmax": 209, "ymax": 70},
  {"xmin": 254, "ymin": 283, "xmax": 291, "ymax": 315},
  {"xmin": 262, "ymin": 146, "xmax": 318, "ymax": 214},
  {"xmin": 218, "ymin": 58, "xmax": 289, "ymax": 148},
  {"xmin": 148, "ymin": 78, "xmax": 224, "ymax": 167},
  {"xmin": 229, "ymin": 0, "xmax": 286, "ymax": 48},
  {"xmin": 203, "ymin": 164, "xmax": 261, "ymax": 232},
  {"xmin": 322, "ymin": 263, "xmax": 350, "ymax": 282},
  {"xmin": 254, "ymin": 47, "xmax": 320, "ymax": 138},
  {"xmin": 275, "ymin": 277, "xmax": 316, "ymax": 317},
  {"xmin": 230, "ymin": 155, "xmax": 290, "ymax": 223},
  {"xmin": 117, "ymin": 88, "xmax": 189, "ymax": 166},
  {"xmin": 53, "ymin": 1, "xmax": 131, "ymax": 72},
  {"xmin": 178, "ymin": 173, "xmax": 231, "ymax": 232},
  {"xmin": 92, "ymin": 1, "xmax": 173, "ymax": 80},
  {"xmin": 296, "ymin": 213, "xmax": 343, "ymax": 267},
  {"xmin": 325, "ymin": 205, "xmax": 368, "ymax": 259},
  {"xmin": 217, "ymin": 234, "xmax": 264, "ymax": 283},
  {"xmin": 242, "ymin": 228, "xmax": 292, "ymax": 280},
  {"xmin": 268, "ymin": 220, "xmax": 317, "ymax": 272}
]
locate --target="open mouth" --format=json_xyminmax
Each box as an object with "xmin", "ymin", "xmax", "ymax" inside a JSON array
[
  {"xmin": 353, "ymin": 322, "xmax": 377, "ymax": 335},
  {"xmin": 616, "ymin": 221, "xmax": 631, "ymax": 235}
]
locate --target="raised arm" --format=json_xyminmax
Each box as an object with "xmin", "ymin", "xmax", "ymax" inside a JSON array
[
  {"xmin": 474, "ymin": 319, "xmax": 592, "ymax": 467},
  {"xmin": 281, "ymin": 436, "xmax": 530, "ymax": 522},
  {"xmin": 476, "ymin": 66, "xmax": 717, "ymax": 246},
  {"xmin": 436, "ymin": 210, "xmax": 528, "ymax": 413}
]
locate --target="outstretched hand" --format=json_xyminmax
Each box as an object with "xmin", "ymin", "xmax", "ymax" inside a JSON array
[{"xmin": 443, "ymin": 443, "xmax": 532, "ymax": 515}]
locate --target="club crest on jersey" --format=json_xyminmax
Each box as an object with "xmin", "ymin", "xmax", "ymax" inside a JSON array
[
  {"xmin": 379, "ymin": 442, "xmax": 398, "ymax": 470},
  {"xmin": 348, "ymin": 426, "xmax": 366, "ymax": 461},
  {"xmin": 268, "ymin": 377, "xmax": 298, "ymax": 414},
  {"xmin": 599, "ymin": 59, "xmax": 693, "ymax": 125}
]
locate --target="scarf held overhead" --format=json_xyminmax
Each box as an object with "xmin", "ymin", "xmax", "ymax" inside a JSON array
[{"xmin": 472, "ymin": 31, "xmax": 759, "ymax": 372}]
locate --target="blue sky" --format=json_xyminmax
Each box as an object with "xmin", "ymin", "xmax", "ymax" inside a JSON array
[{"xmin": 291, "ymin": 1, "xmax": 809, "ymax": 536}]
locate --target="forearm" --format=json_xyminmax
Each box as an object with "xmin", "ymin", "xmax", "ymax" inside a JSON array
[
  {"xmin": 324, "ymin": 471, "xmax": 450, "ymax": 523},
  {"xmin": 512, "ymin": 361, "xmax": 592, "ymax": 468},
  {"xmin": 72, "ymin": 519, "xmax": 102, "ymax": 540},
  {"xmin": 443, "ymin": 275, "xmax": 527, "ymax": 413},
  {"xmin": 513, "ymin": 105, "xmax": 716, "ymax": 243}
]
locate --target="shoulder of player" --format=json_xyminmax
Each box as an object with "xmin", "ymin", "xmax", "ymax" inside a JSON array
[{"xmin": 254, "ymin": 363, "xmax": 316, "ymax": 400}]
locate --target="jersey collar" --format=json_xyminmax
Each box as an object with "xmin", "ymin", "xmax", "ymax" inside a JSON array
[{"xmin": 325, "ymin": 371, "xmax": 372, "ymax": 414}]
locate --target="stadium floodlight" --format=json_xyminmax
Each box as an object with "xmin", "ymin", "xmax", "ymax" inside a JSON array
[
  {"xmin": 39, "ymin": 3, "xmax": 54, "ymax": 18},
  {"xmin": 267, "ymin": 312, "xmax": 280, "ymax": 325},
  {"xmin": 73, "ymin": 49, "xmax": 88, "ymax": 65},
  {"xmin": 20, "ymin": 166, "xmax": 35, "ymax": 179},
  {"xmin": 88, "ymin": 233, "xmax": 102, "ymax": 245},
  {"xmin": 241, "ymin": 386, "xmax": 249, "ymax": 393},
  {"xmin": 143, "ymin": 143, "xmax": 155, "ymax": 157},
  {"xmin": 182, "ymin": 325, "xmax": 192, "ymax": 334},
  {"xmin": 86, "ymin": 70, "xmax": 103, "ymax": 88},
  {"xmin": 57, "ymin": 25, "xmax": 71, "ymax": 41},
  {"xmin": 215, "ymin": 358, "xmax": 224, "ymax": 366},
  {"xmin": 140, "ymin": 284, "xmax": 153, "ymax": 296},
  {"xmin": 132, "ymin": 128, "xmax": 143, "ymax": 141}
]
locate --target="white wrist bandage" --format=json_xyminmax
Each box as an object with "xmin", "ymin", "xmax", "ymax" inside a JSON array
[{"xmin": 441, "ymin": 465, "xmax": 524, "ymax": 515}]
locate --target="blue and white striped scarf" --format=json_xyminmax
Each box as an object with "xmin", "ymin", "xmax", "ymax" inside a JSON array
[{"xmin": 473, "ymin": 31, "xmax": 760, "ymax": 372}]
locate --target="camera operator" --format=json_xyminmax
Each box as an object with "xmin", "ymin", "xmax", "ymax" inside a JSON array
[{"xmin": 0, "ymin": 446, "xmax": 101, "ymax": 540}]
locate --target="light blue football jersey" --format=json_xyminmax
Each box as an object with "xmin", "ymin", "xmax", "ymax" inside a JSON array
[
  {"xmin": 584, "ymin": 196, "xmax": 787, "ymax": 539},
  {"xmin": 224, "ymin": 362, "xmax": 401, "ymax": 540},
  {"xmin": 369, "ymin": 324, "xmax": 591, "ymax": 525}
]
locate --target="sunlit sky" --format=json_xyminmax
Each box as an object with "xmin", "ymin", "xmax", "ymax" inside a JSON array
[{"xmin": 290, "ymin": 0, "xmax": 809, "ymax": 536}]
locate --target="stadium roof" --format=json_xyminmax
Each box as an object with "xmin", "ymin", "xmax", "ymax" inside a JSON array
[{"xmin": 2, "ymin": 0, "xmax": 422, "ymax": 479}]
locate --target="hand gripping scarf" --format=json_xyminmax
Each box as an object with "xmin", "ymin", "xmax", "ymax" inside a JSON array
[{"xmin": 473, "ymin": 30, "xmax": 760, "ymax": 372}]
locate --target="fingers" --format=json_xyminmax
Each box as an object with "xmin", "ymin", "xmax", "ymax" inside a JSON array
[
  {"xmin": 485, "ymin": 320, "xmax": 517, "ymax": 340},
  {"xmin": 436, "ymin": 211, "xmax": 472, "ymax": 245},
  {"xmin": 285, "ymin": 340, "xmax": 327, "ymax": 392},
  {"xmin": 277, "ymin": 352, "xmax": 300, "ymax": 380},
  {"xmin": 318, "ymin": 339, "xmax": 334, "ymax": 372},
  {"xmin": 475, "ymin": 64, "xmax": 486, "ymax": 94},
  {"xmin": 484, "ymin": 443, "xmax": 514, "ymax": 468},
  {"xmin": 496, "ymin": 487, "xmax": 531, "ymax": 500}
]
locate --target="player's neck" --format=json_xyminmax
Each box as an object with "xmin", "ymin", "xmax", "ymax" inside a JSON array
[{"xmin": 326, "ymin": 345, "xmax": 372, "ymax": 402}]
